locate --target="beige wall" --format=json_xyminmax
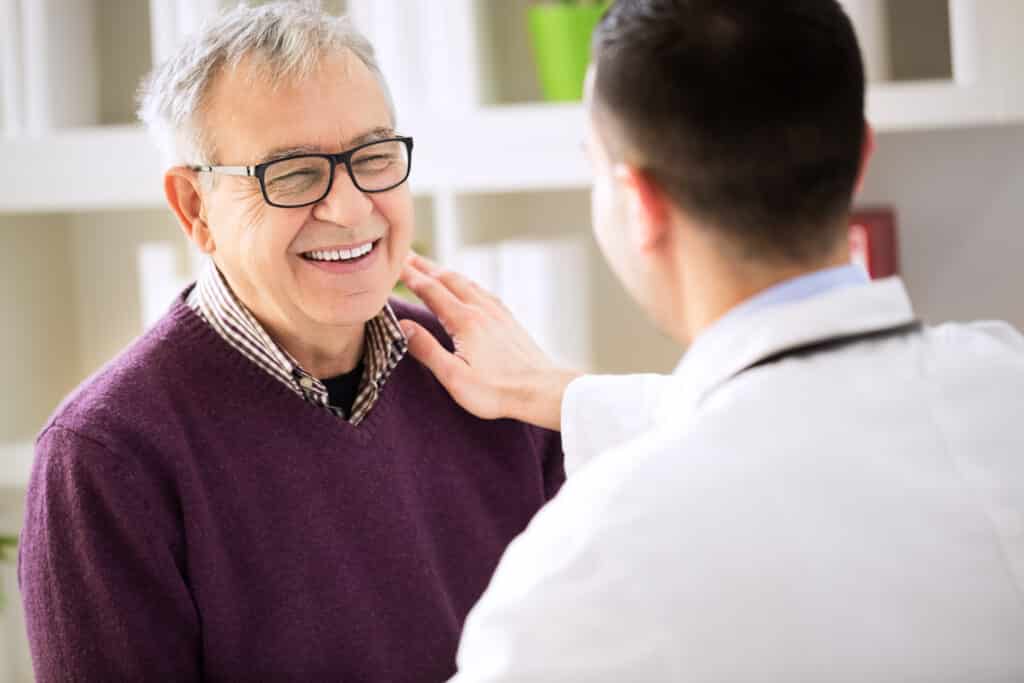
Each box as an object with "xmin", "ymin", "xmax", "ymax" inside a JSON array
[
  {"xmin": 68, "ymin": 210, "xmax": 188, "ymax": 380},
  {"xmin": 0, "ymin": 217, "xmax": 78, "ymax": 443},
  {"xmin": 861, "ymin": 124, "xmax": 1024, "ymax": 331},
  {"xmin": 0, "ymin": 210, "xmax": 191, "ymax": 442}
]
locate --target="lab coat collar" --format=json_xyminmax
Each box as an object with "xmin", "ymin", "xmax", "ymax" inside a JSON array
[{"xmin": 656, "ymin": 277, "xmax": 916, "ymax": 423}]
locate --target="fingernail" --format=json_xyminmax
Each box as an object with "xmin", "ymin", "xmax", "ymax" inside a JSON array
[{"xmin": 399, "ymin": 321, "xmax": 416, "ymax": 339}]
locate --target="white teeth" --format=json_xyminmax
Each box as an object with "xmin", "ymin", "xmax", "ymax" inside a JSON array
[{"xmin": 305, "ymin": 241, "xmax": 376, "ymax": 262}]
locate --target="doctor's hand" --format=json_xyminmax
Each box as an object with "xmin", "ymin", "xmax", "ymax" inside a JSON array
[{"xmin": 398, "ymin": 253, "xmax": 580, "ymax": 432}]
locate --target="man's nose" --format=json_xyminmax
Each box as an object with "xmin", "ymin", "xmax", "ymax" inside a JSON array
[{"xmin": 311, "ymin": 164, "xmax": 374, "ymax": 226}]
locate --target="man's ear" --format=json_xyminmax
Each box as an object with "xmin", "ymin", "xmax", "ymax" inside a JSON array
[
  {"xmin": 165, "ymin": 167, "xmax": 216, "ymax": 254},
  {"xmin": 615, "ymin": 164, "xmax": 672, "ymax": 252},
  {"xmin": 854, "ymin": 121, "xmax": 875, "ymax": 195}
]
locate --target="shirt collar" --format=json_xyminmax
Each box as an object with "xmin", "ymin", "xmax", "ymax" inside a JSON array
[
  {"xmin": 706, "ymin": 264, "xmax": 869, "ymax": 342},
  {"xmin": 186, "ymin": 262, "xmax": 407, "ymax": 424},
  {"xmin": 657, "ymin": 275, "xmax": 915, "ymax": 424}
]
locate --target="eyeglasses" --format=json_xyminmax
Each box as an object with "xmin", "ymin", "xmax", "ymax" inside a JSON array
[{"xmin": 190, "ymin": 136, "xmax": 414, "ymax": 208}]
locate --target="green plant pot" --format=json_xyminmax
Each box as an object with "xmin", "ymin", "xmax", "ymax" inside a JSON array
[{"xmin": 528, "ymin": 4, "xmax": 607, "ymax": 102}]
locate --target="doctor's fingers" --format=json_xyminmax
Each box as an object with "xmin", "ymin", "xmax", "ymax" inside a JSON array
[
  {"xmin": 401, "ymin": 261, "xmax": 465, "ymax": 326},
  {"xmin": 399, "ymin": 318, "xmax": 504, "ymax": 421},
  {"xmin": 406, "ymin": 253, "xmax": 506, "ymax": 312},
  {"xmin": 401, "ymin": 261, "xmax": 496, "ymax": 338}
]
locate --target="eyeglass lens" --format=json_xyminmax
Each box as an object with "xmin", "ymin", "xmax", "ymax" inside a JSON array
[{"xmin": 262, "ymin": 139, "xmax": 410, "ymax": 206}]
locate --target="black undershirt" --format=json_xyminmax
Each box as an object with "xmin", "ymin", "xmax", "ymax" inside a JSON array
[{"xmin": 321, "ymin": 360, "xmax": 365, "ymax": 419}]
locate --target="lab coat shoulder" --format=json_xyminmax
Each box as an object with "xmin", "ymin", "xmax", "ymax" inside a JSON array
[
  {"xmin": 929, "ymin": 318, "xmax": 1024, "ymax": 359},
  {"xmin": 453, "ymin": 414, "xmax": 777, "ymax": 683},
  {"xmin": 451, "ymin": 421, "xmax": 697, "ymax": 682},
  {"xmin": 560, "ymin": 372, "xmax": 676, "ymax": 476}
]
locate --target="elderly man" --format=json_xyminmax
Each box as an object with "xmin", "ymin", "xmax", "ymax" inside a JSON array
[{"xmin": 18, "ymin": 3, "xmax": 563, "ymax": 682}]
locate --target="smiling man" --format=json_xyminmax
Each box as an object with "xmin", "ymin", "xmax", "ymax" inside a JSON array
[{"xmin": 17, "ymin": 3, "xmax": 563, "ymax": 682}]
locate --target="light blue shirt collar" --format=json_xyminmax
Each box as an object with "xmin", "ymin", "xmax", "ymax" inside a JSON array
[
  {"xmin": 686, "ymin": 264, "xmax": 870, "ymax": 363},
  {"xmin": 721, "ymin": 264, "xmax": 869, "ymax": 325}
]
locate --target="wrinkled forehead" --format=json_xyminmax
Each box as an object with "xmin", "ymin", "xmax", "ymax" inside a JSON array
[{"xmin": 200, "ymin": 50, "xmax": 395, "ymax": 165}]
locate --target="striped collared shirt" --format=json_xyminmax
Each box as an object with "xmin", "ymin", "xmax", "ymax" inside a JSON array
[{"xmin": 186, "ymin": 264, "xmax": 407, "ymax": 425}]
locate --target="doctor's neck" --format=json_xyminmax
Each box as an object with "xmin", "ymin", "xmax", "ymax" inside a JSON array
[{"xmin": 665, "ymin": 219, "xmax": 852, "ymax": 347}]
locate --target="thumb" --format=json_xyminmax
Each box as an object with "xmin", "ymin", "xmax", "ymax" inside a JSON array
[{"xmin": 400, "ymin": 319, "xmax": 466, "ymax": 391}]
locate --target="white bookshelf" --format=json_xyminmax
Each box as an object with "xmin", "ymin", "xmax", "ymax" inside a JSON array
[{"xmin": 1, "ymin": 2, "xmax": 1023, "ymax": 452}]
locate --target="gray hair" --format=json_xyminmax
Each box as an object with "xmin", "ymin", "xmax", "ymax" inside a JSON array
[{"xmin": 137, "ymin": 0, "xmax": 394, "ymax": 166}]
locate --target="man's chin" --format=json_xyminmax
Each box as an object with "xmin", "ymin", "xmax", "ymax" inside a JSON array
[{"xmin": 307, "ymin": 290, "xmax": 391, "ymax": 326}]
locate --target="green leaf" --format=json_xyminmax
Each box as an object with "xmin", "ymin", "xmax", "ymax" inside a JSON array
[{"xmin": 0, "ymin": 534, "xmax": 18, "ymax": 563}]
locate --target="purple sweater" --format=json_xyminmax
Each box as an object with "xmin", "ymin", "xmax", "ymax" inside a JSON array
[{"xmin": 19, "ymin": 294, "xmax": 564, "ymax": 682}]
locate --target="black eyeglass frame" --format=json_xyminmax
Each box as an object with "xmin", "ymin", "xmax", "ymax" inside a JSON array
[{"xmin": 189, "ymin": 135, "xmax": 414, "ymax": 208}]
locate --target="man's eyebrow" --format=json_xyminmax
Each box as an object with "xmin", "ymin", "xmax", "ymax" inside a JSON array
[
  {"xmin": 350, "ymin": 127, "xmax": 396, "ymax": 146},
  {"xmin": 261, "ymin": 145, "xmax": 320, "ymax": 163},
  {"xmin": 260, "ymin": 128, "xmax": 397, "ymax": 163}
]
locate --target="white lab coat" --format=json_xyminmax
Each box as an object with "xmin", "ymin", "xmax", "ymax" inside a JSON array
[{"xmin": 452, "ymin": 277, "xmax": 1024, "ymax": 682}]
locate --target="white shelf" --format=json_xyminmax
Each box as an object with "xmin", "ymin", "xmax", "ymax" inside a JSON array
[
  {"xmin": 0, "ymin": 108, "xmax": 585, "ymax": 213},
  {"xmin": 0, "ymin": 126, "xmax": 164, "ymax": 212},
  {"xmin": 0, "ymin": 105, "xmax": 585, "ymax": 213},
  {"xmin": 0, "ymin": 85, "xmax": 1021, "ymax": 215},
  {"xmin": 0, "ymin": 443, "xmax": 32, "ymax": 491},
  {"xmin": 0, "ymin": 124, "xmax": 442, "ymax": 213},
  {"xmin": 868, "ymin": 80, "xmax": 1010, "ymax": 132},
  {"xmin": 435, "ymin": 104, "xmax": 591, "ymax": 193}
]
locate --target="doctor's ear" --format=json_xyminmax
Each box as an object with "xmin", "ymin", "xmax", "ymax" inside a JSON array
[
  {"xmin": 165, "ymin": 167, "xmax": 217, "ymax": 254},
  {"xmin": 614, "ymin": 164, "xmax": 672, "ymax": 252}
]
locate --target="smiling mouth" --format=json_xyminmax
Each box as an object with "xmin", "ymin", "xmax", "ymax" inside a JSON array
[{"xmin": 300, "ymin": 239, "xmax": 380, "ymax": 263}]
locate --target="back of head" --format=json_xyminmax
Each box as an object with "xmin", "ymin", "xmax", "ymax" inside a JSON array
[{"xmin": 591, "ymin": 0, "xmax": 866, "ymax": 264}]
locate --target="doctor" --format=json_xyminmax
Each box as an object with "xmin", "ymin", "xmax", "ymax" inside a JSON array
[{"xmin": 399, "ymin": 0, "xmax": 1024, "ymax": 680}]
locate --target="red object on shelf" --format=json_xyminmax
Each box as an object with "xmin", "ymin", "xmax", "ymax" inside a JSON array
[{"xmin": 849, "ymin": 207, "xmax": 899, "ymax": 279}]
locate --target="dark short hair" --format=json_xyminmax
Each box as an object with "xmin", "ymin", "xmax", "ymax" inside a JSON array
[{"xmin": 591, "ymin": 0, "xmax": 865, "ymax": 263}]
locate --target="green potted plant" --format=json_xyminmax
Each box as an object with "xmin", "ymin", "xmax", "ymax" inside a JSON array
[
  {"xmin": 527, "ymin": 0, "xmax": 609, "ymax": 102},
  {"xmin": 0, "ymin": 535, "xmax": 17, "ymax": 610}
]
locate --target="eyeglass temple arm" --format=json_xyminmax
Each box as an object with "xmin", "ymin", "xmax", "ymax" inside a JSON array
[{"xmin": 190, "ymin": 165, "xmax": 255, "ymax": 176}]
